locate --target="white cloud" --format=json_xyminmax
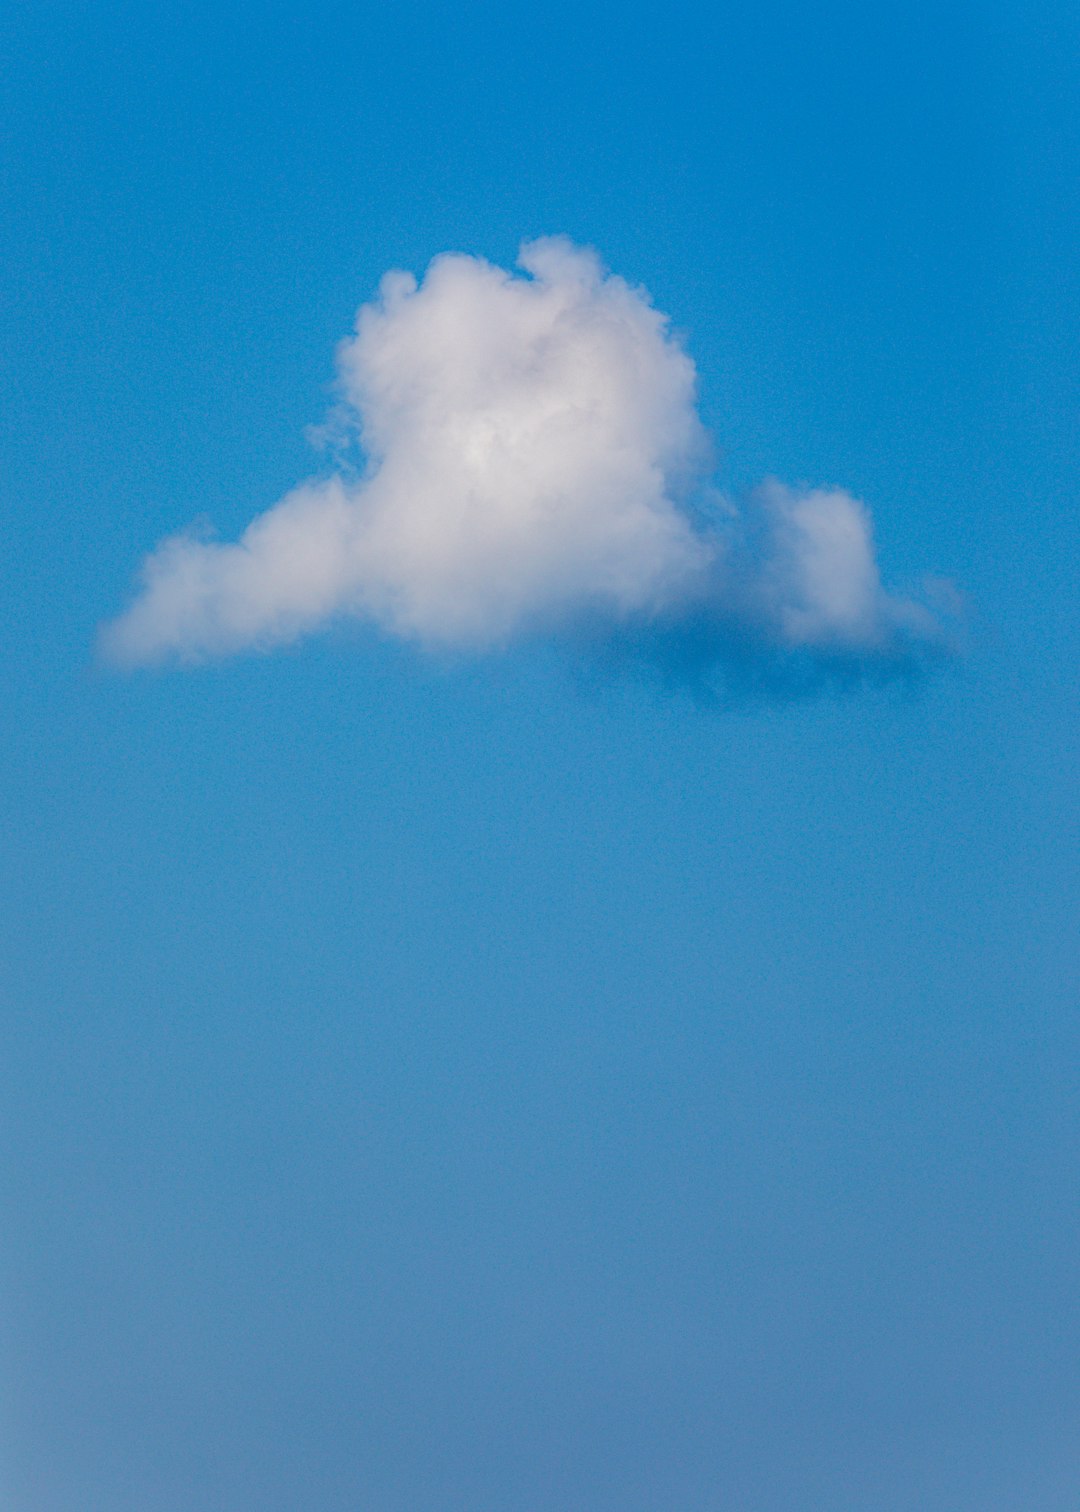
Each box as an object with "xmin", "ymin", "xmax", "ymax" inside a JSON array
[
  {"xmin": 101, "ymin": 237, "xmax": 948, "ymax": 679},
  {"xmin": 750, "ymin": 481, "xmax": 938, "ymax": 651}
]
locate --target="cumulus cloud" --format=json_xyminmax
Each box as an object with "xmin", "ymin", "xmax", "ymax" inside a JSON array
[{"xmin": 101, "ymin": 237, "xmax": 952, "ymax": 687}]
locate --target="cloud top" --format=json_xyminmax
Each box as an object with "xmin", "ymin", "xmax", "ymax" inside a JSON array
[{"xmin": 102, "ymin": 238, "xmax": 951, "ymax": 684}]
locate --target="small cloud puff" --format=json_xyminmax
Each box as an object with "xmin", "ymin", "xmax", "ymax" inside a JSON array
[{"xmin": 101, "ymin": 238, "xmax": 952, "ymax": 688}]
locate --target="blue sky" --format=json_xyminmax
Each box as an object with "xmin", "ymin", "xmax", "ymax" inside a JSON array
[{"xmin": 1, "ymin": 2, "xmax": 1078, "ymax": 1508}]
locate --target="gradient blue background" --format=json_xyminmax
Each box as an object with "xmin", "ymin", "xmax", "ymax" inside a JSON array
[{"xmin": 1, "ymin": 1, "xmax": 1078, "ymax": 1507}]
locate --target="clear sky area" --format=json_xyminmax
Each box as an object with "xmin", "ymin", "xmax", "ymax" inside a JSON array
[{"xmin": 1, "ymin": 2, "xmax": 1078, "ymax": 1508}]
